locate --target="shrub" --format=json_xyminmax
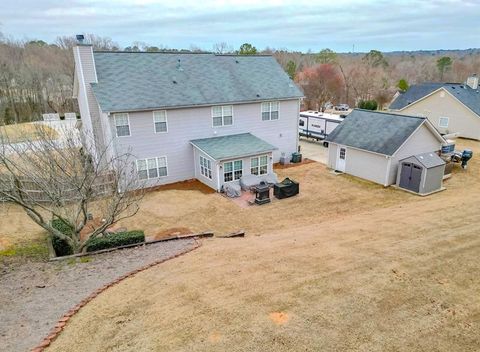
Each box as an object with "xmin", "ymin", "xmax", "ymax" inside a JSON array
[
  {"xmin": 85, "ymin": 230, "xmax": 145, "ymax": 252},
  {"xmin": 51, "ymin": 218, "xmax": 74, "ymax": 256},
  {"xmin": 357, "ymin": 100, "xmax": 378, "ymax": 111}
]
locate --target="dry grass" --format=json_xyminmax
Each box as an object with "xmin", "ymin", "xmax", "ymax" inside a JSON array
[
  {"xmin": 0, "ymin": 122, "xmax": 58, "ymax": 144},
  {"xmin": 46, "ymin": 141, "xmax": 480, "ymax": 351}
]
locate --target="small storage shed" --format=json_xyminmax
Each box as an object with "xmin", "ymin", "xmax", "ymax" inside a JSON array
[
  {"xmin": 325, "ymin": 109, "xmax": 446, "ymax": 187},
  {"xmin": 396, "ymin": 152, "xmax": 446, "ymax": 195}
]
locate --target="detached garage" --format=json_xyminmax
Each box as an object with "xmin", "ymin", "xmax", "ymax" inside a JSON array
[
  {"xmin": 397, "ymin": 152, "xmax": 445, "ymax": 195},
  {"xmin": 325, "ymin": 109, "xmax": 446, "ymax": 187}
]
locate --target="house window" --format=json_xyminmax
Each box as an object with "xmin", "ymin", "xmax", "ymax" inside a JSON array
[
  {"xmin": 136, "ymin": 157, "xmax": 168, "ymax": 180},
  {"xmin": 212, "ymin": 105, "xmax": 233, "ymax": 127},
  {"xmin": 153, "ymin": 110, "xmax": 168, "ymax": 133},
  {"xmin": 251, "ymin": 155, "xmax": 268, "ymax": 175},
  {"xmin": 224, "ymin": 160, "xmax": 242, "ymax": 182},
  {"xmin": 200, "ymin": 156, "xmax": 212, "ymax": 180},
  {"xmin": 262, "ymin": 101, "xmax": 279, "ymax": 121},
  {"xmin": 439, "ymin": 117, "xmax": 449, "ymax": 128},
  {"xmin": 339, "ymin": 148, "xmax": 346, "ymax": 160},
  {"xmin": 114, "ymin": 113, "xmax": 130, "ymax": 137}
]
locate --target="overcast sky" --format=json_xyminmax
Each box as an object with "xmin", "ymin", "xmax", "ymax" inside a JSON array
[{"xmin": 1, "ymin": 0, "xmax": 479, "ymax": 52}]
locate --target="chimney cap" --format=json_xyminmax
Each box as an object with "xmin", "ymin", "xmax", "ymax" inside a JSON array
[{"xmin": 76, "ymin": 34, "xmax": 85, "ymax": 43}]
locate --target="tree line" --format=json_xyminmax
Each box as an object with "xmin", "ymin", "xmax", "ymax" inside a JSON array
[{"xmin": 0, "ymin": 32, "xmax": 479, "ymax": 125}]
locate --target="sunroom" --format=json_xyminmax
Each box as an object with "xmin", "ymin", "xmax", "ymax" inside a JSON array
[{"xmin": 190, "ymin": 133, "xmax": 278, "ymax": 192}]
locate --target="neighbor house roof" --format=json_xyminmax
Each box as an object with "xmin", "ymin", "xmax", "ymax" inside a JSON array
[
  {"xmin": 190, "ymin": 133, "xmax": 277, "ymax": 160},
  {"xmin": 389, "ymin": 83, "xmax": 480, "ymax": 116},
  {"xmin": 325, "ymin": 109, "xmax": 429, "ymax": 156},
  {"xmin": 403, "ymin": 152, "xmax": 445, "ymax": 169},
  {"xmin": 91, "ymin": 52, "xmax": 304, "ymax": 113}
]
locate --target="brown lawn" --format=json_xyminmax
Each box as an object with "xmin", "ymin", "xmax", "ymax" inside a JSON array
[
  {"xmin": 45, "ymin": 140, "xmax": 480, "ymax": 351},
  {"xmin": 0, "ymin": 122, "xmax": 58, "ymax": 144}
]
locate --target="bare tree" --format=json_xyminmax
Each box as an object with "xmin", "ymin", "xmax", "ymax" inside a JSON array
[
  {"xmin": 0, "ymin": 124, "xmax": 145, "ymax": 253},
  {"xmin": 212, "ymin": 42, "xmax": 233, "ymax": 54}
]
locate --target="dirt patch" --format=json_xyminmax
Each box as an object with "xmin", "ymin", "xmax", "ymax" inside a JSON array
[{"xmin": 269, "ymin": 312, "xmax": 289, "ymax": 325}]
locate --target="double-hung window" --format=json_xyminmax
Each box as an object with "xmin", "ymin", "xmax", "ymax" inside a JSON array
[
  {"xmin": 136, "ymin": 157, "xmax": 168, "ymax": 180},
  {"xmin": 261, "ymin": 101, "xmax": 279, "ymax": 121},
  {"xmin": 153, "ymin": 110, "xmax": 168, "ymax": 133},
  {"xmin": 439, "ymin": 117, "xmax": 449, "ymax": 128},
  {"xmin": 212, "ymin": 105, "xmax": 233, "ymax": 127},
  {"xmin": 200, "ymin": 156, "xmax": 212, "ymax": 179},
  {"xmin": 251, "ymin": 155, "xmax": 268, "ymax": 175},
  {"xmin": 114, "ymin": 113, "xmax": 130, "ymax": 137},
  {"xmin": 224, "ymin": 160, "xmax": 242, "ymax": 182}
]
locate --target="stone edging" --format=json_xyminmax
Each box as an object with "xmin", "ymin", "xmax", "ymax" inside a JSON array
[{"xmin": 31, "ymin": 238, "xmax": 203, "ymax": 352}]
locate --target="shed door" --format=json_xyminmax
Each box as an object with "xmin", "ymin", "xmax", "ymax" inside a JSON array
[
  {"xmin": 399, "ymin": 162, "xmax": 422, "ymax": 193},
  {"xmin": 336, "ymin": 146, "xmax": 346, "ymax": 172},
  {"xmin": 410, "ymin": 164, "xmax": 422, "ymax": 193}
]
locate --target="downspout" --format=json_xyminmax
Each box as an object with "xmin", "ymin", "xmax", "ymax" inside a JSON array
[{"xmin": 384, "ymin": 156, "xmax": 392, "ymax": 187}]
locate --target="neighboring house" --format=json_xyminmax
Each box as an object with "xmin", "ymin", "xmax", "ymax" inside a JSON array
[
  {"xmin": 389, "ymin": 75, "xmax": 480, "ymax": 140},
  {"xmin": 72, "ymin": 41, "xmax": 303, "ymax": 191},
  {"xmin": 325, "ymin": 109, "xmax": 445, "ymax": 186}
]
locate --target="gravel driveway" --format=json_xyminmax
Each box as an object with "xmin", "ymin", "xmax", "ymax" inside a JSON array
[{"xmin": 0, "ymin": 238, "xmax": 197, "ymax": 352}]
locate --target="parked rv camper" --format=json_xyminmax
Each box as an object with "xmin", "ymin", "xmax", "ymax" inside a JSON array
[{"xmin": 299, "ymin": 110, "xmax": 345, "ymax": 141}]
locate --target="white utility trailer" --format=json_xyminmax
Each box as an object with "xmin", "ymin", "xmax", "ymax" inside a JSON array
[{"xmin": 299, "ymin": 110, "xmax": 345, "ymax": 141}]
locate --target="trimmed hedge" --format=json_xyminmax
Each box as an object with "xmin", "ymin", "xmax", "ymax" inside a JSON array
[
  {"xmin": 51, "ymin": 218, "xmax": 74, "ymax": 256},
  {"xmin": 85, "ymin": 230, "xmax": 145, "ymax": 252}
]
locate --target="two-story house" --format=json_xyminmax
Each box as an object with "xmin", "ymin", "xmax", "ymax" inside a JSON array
[
  {"xmin": 73, "ymin": 40, "xmax": 303, "ymax": 191},
  {"xmin": 389, "ymin": 75, "xmax": 480, "ymax": 140}
]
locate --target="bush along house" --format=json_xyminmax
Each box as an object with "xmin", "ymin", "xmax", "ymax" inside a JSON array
[{"xmin": 72, "ymin": 38, "xmax": 304, "ymax": 191}]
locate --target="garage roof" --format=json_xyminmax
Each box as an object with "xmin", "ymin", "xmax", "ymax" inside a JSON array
[
  {"xmin": 190, "ymin": 133, "xmax": 277, "ymax": 161},
  {"xmin": 326, "ymin": 109, "xmax": 428, "ymax": 156}
]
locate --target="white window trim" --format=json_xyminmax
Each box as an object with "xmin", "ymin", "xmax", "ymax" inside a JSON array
[
  {"xmin": 200, "ymin": 155, "xmax": 213, "ymax": 180},
  {"xmin": 211, "ymin": 105, "xmax": 234, "ymax": 128},
  {"xmin": 261, "ymin": 101, "xmax": 280, "ymax": 121},
  {"xmin": 114, "ymin": 113, "xmax": 131, "ymax": 137},
  {"xmin": 251, "ymin": 155, "xmax": 269, "ymax": 175},
  {"xmin": 153, "ymin": 110, "xmax": 168, "ymax": 134},
  {"xmin": 223, "ymin": 159, "xmax": 243, "ymax": 183},
  {"xmin": 439, "ymin": 116, "xmax": 449, "ymax": 128},
  {"xmin": 136, "ymin": 156, "xmax": 168, "ymax": 180}
]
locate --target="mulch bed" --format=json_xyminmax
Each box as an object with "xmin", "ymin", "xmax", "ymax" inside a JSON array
[{"xmin": 274, "ymin": 158, "xmax": 316, "ymax": 169}]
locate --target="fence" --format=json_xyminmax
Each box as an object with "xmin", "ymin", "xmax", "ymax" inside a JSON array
[{"xmin": 0, "ymin": 172, "xmax": 116, "ymax": 203}]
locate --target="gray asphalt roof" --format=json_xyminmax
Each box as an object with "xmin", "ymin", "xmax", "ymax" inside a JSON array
[
  {"xmin": 389, "ymin": 82, "xmax": 480, "ymax": 116},
  {"xmin": 403, "ymin": 152, "xmax": 445, "ymax": 169},
  {"xmin": 190, "ymin": 133, "xmax": 277, "ymax": 160},
  {"xmin": 91, "ymin": 52, "xmax": 304, "ymax": 112},
  {"xmin": 325, "ymin": 109, "xmax": 426, "ymax": 156}
]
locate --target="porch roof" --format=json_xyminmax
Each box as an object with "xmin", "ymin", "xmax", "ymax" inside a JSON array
[{"xmin": 190, "ymin": 133, "xmax": 277, "ymax": 161}]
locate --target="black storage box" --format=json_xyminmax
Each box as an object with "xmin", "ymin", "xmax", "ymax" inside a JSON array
[{"xmin": 274, "ymin": 178, "xmax": 299, "ymax": 199}]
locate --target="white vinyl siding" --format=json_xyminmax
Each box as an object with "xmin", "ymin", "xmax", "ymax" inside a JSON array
[
  {"xmin": 224, "ymin": 159, "xmax": 242, "ymax": 182},
  {"xmin": 262, "ymin": 101, "xmax": 279, "ymax": 121},
  {"xmin": 114, "ymin": 113, "xmax": 130, "ymax": 137},
  {"xmin": 212, "ymin": 105, "xmax": 233, "ymax": 127},
  {"xmin": 251, "ymin": 155, "xmax": 268, "ymax": 175},
  {"xmin": 439, "ymin": 117, "xmax": 449, "ymax": 128},
  {"xmin": 200, "ymin": 156, "xmax": 212, "ymax": 179},
  {"xmin": 136, "ymin": 156, "xmax": 168, "ymax": 180},
  {"xmin": 153, "ymin": 110, "xmax": 168, "ymax": 133}
]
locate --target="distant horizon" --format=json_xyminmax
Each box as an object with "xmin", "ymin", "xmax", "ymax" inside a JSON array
[{"xmin": 2, "ymin": 0, "xmax": 480, "ymax": 53}]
